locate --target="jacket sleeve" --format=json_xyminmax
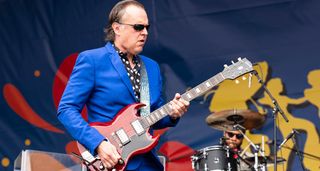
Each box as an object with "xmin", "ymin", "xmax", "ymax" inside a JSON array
[{"xmin": 57, "ymin": 53, "xmax": 105, "ymax": 155}]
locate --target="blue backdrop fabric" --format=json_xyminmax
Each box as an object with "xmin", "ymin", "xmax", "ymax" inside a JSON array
[{"xmin": 1, "ymin": 0, "xmax": 320, "ymax": 170}]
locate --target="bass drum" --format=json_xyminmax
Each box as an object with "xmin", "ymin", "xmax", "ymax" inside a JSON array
[{"xmin": 191, "ymin": 145, "xmax": 234, "ymax": 171}]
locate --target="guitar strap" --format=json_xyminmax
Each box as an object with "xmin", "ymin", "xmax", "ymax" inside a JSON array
[{"xmin": 140, "ymin": 61, "xmax": 150, "ymax": 117}]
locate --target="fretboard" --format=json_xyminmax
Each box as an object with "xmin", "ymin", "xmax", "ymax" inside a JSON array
[{"xmin": 141, "ymin": 72, "xmax": 226, "ymax": 128}]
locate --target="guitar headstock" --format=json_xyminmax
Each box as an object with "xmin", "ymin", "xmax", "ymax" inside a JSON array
[{"xmin": 221, "ymin": 58, "xmax": 253, "ymax": 80}]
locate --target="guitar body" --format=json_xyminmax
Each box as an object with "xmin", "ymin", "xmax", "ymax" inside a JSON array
[{"xmin": 77, "ymin": 103, "xmax": 160, "ymax": 171}]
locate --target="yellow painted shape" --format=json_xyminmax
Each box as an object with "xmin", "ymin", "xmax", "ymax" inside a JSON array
[
  {"xmin": 258, "ymin": 78, "xmax": 320, "ymax": 171},
  {"xmin": 304, "ymin": 69, "xmax": 320, "ymax": 118}
]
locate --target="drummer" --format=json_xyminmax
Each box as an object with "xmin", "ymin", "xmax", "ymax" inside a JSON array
[{"xmin": 223, "ymin": 129, "xmax": 253, "ymax": 171}]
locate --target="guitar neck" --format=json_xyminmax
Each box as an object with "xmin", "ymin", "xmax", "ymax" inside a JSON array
[{"xmin": 142, "ymin": 72, "xmax": 226, "ymax": 127}]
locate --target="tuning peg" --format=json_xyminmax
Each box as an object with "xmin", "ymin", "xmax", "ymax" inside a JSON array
[
  {"xmin": 224, "ymin": 64, "xmax": 228, "ymax": 68},
  {"xmin": 231, "ymin": 60, "xmax": 235, "ymax": 64},
  {"xmin": 242, "ymin": 76, "xmax": 247, "ymax": 80},
  {"xmin": 235, "ymin": 79, "xmax": 240, "ymax": 84},
  {"xmin": 238, "ymin": 57, "xmax": 242, "ymax": 61}
]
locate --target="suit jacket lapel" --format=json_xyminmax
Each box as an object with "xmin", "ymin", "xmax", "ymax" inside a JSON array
[{"xmin": 105, "ymin": 43, "xmax": 136, "ymax": 101}]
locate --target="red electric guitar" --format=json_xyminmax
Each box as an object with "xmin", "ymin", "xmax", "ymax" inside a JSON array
[{"xmin": 76, "ymin": 58, "xmax": 253, "ymax": 171}]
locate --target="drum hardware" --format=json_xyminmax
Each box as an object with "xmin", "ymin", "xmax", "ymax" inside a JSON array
[{"xmin": 204, "ymin": 109, "xmax": 269, "ymax": 171}]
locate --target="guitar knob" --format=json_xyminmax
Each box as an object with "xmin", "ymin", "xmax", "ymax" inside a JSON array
[
  {"xmin": 235, "ymin": 79, "xmax": 240, "ymax": 84},
  {"xmin": 99, "ymin": 162, "xmax": 105, "ymax": 170},
  {"xmin": 224, "ymin": 64, "xmax": 228, "ymax": 68},
  {"xmin": 242, "ymin": 76, "xmax": 247, "ymax": 80},
  {"xmin": 118, "ymin": 158, "xmax": 125, "ymax": 165},
  {"xmin": 238, "ymin": 57, "xmax": 242, "ymax": 61}
]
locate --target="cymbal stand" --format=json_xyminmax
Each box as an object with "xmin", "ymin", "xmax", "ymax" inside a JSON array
[
  {"xmin": 233, "ymin": 124, "xmax": 266, "ymax": 171},
  {"xmin": 291, "ymin": 133, "xmax": 308, "ymax": 171},
  {"xmin": 252, "ymin": 71, "xmax": 289, "ymax": 171}
]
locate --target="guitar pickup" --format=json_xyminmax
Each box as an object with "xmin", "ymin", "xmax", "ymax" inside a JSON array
[
  {"xmin": 115, "ymin": 128, "xmax": 130, "ymax": 145},
  {"xmin": 131, "ymin": 120, "xmax": 145, "ymax": 136},
  {"xmin": 81, "ymin": 150, "xmax": 96, "ymax": 163}
]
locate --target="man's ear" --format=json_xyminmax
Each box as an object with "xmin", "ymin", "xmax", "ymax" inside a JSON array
[{"xmin": 112, "ymin": 22, "xmax": 121, "ymax": 35}]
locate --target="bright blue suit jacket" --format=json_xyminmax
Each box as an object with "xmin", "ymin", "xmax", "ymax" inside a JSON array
[{"xmin": 57, "ymin": 42, "xmax": 178, "ymax": 170}]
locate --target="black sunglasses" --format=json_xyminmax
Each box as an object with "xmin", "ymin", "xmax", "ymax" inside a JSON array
[
  {"xmin": 118, "ymin": 22, "xmax": 150, "ymax": 31},
  {"xmin": 226, "ymin": 132, "xmax": 244, "ymax": 139}
]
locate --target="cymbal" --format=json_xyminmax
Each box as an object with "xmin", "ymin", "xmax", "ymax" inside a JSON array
[
  {"xmin": 244, "ymin": 156, "xmax": 286, "ymax": 166},
  {"xmin": 206, "ymin": 109, "xmax": 265, "ymax": 131}
]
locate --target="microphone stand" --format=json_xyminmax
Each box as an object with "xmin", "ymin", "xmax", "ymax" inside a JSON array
[
  {"xmin": 252, "ymin": 71, "xmax": 289, "ymax": 171},
  {"xmin": 291, "ymin": 133, "xmax": 308, "ymax": 171}
]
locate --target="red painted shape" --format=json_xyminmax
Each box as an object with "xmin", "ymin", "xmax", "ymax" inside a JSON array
[
  {"xmin": 52, "ymin": 53, "xmax": 78, "ymax": 109},
  {"xmin": 159, "ymin": 141, "xmax": 195, "ymax": 171},
  {"xmin": 66, "ymin": 141, "xmax": 81, "ymax": 155},
  {"xmin": 3, "ymin": 83, "xmax": 64, "ymax": 133},
  {"xmin": 52, "ymin": 53, "xmax": 88, "ymax": 121},
  {"xmin": 65, "ymin": 141, "xmax": 83, "ymax": 163}
]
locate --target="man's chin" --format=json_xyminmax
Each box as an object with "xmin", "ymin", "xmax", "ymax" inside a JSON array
[{"xmin": 134, "ymin": 48, "xmax": 143, "ymax": 55}]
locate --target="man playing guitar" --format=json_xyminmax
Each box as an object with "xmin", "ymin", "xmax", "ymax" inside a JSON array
[{"xmin": 57, "ymin": 1, "xmax": 189, "ymax": 170}]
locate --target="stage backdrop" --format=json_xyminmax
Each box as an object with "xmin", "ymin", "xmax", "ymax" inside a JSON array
[{"xmin": 1, "ymin": 0, "xmax": 320, "ymax": 170}]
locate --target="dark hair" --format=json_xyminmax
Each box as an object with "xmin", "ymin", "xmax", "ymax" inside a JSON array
[{"xmin": 104, "ymin": 0, "xmax": 145, "ymax": 41}]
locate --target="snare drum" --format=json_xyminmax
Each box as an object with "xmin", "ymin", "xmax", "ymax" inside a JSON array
[{"xmin": 191, "ymin": 145, "xmax": 231, "ymax": 171}]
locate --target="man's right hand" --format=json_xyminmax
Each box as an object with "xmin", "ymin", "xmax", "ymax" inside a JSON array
[{"xmin": 96, "ymin": 140, "xmax": 121, "ymax": 169}]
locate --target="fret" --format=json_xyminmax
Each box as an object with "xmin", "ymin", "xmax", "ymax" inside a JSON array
[
  {"xmin": 159, "ymin": 108, "xmax": 166, "ymax": 115},
  {"xmin": 155, "ymin": 110, "xmax": 162, "ymax": 117},
  {"xmin": 167, "ymin": 103, "xmax": 173, "ymax": 112},
  {"xmin": 154, "ymin": 111, "xmax": 160, "ymax": 119},
  {"xmin": 150, "ymin": 114, "xmax": 155, "ymax": 123},
  {"xmin": 163, "ymin": 104, "xmax": 172, "ymax": 114},
  {"xmin": 210, "ymin": 75, "xmax": 219, "ymax": 85},
  {"xmin": 217, "ymin": 73, "xmax": 224, "ymax": 82},
  {"xmin": 152, "ymin": 112, "xmax": 157, "ymax": 120},
  {"xmin": 219, "ymin": 72, "xmax": 225, "ymax": 80},
  {"xmin": 146, "ymin": 116, "xmax": 152, "ymax": 125},
  {"xmin": 199, "ymin": 82, "xmax": 208, "ymax": 92},
  {"xmin": 198, "ymin": 84, "xmax": 207, "ymax": 93},
  {"xmin": 208, "ymin": 75, "xmax": 217, "ymax": 85}
]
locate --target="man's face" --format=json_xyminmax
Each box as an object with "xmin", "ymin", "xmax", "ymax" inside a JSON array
[
  {"xmin": 114, "ymin": 5, "xmax": 148, "ymax": 56},
  {"xmin": 224, "ymin": 130, "xmax": 244, "ymax": 149}
]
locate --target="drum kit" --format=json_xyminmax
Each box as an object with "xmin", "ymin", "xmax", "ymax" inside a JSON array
[{"xmin": 191, "ymin": 109, "xmax": 286, "ymax": 171}]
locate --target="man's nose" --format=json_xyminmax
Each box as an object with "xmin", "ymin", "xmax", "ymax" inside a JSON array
[{"xmin": 142, "ymin": 27, "xmax": 148, "ymax": 35}]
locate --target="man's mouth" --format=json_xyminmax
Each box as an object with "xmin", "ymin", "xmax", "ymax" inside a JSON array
[{"xmin": 138, "ymin": 39, "xmax": 145, "ymax": 43}]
